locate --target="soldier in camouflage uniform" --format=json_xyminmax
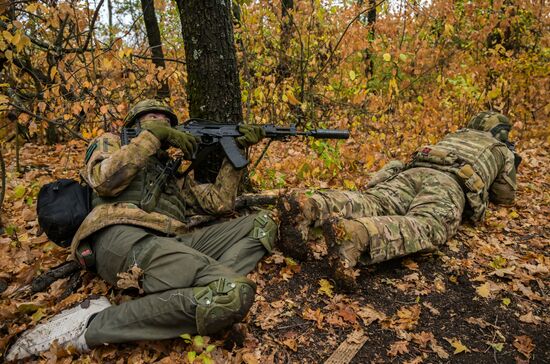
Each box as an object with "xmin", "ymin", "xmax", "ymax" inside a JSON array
[
  {"xmin": 7, "ymin": 100, "xmax": 277, "ymax": 360},
  {"xmin": 278, "ymin": 111, "xmax": 519, "ymax": 288}
]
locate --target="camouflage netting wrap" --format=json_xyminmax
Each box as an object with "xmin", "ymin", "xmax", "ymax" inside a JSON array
[
  {"xmin": 123, "ymin": 99, "xmax": 179, "ymax": 127},
  {"xmin": 467, "ymin": 111, "xmax": 512, "ymax": 137}
]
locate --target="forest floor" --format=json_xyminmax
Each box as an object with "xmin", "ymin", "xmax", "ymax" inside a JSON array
[{"xmin": 0, "ymin": 135, "xmax": 548, "ymax": 363}]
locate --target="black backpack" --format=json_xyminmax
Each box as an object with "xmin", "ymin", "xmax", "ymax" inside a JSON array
[{"xmin": 37, "ymin": 179, "xmax": 91, "ymax": 248}]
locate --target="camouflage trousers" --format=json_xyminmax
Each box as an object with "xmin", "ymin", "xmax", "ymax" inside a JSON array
[
  {"xmin": 85, "ymin": 211, "xmax": 276, "ymax": 346},
  {"xmin": 278, "ymin": 167, "xmax": 466, "ymax": 265}
]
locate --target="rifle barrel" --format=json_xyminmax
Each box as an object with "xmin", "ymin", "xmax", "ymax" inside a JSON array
[{"xmin": 306, "ymin": 129, "xmax": 349, "ymax": 139}]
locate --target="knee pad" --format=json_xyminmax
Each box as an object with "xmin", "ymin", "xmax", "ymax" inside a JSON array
[
  {"xmin": 194, "ymin": 277, "xmax": 256, "ymax": 335},
  {"xmin": 249, "ymin": 210, "xmax": 277, "ymax": 253}
]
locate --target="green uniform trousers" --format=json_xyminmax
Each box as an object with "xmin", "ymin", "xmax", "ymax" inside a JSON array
[
  {"xmin": 85, "ymin": 211, "xmax": 273, "ymax": 346},
  {"xmin": 288, "ymin": 167, "xmax": 466, "ymax": 264}
]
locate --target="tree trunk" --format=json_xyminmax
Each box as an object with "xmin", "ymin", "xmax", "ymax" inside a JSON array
[
  {"xmin": 140, "ymin": 0, "xmax": 170, "ymax": 99},
  {"xmin": 107, "ymin": 0, "xmax": 114, "ymax": 44},
  {"xmin": 0, "ymin": 148, "xmax": 5, "ymax": 232},
  {"xmin": 362, "ymin": 0, "xmax": 377, "ymax": 79},
  {"xmin": 175, "ymin": 0, "xmax": 243, "ymax": 182},
  {"xmin": 277, "ymin": 0, "xmax": 294, "ymax": 80}
]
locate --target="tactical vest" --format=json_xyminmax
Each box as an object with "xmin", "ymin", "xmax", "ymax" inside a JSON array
[
  {"xmin": 91, "ymin": 155, "xmax": 187, "ymax": 222},
  {"xmin": 409, "ymin": 129, "xmax": 506, "ymax": 222}
]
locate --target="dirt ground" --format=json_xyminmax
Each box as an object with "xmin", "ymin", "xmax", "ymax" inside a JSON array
[{"xmin": 0, "ymin": 136, "xmax": 548, "ymax": 363}]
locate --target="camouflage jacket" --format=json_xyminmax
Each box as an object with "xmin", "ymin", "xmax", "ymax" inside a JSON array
[
  {"xmin": 69, "ymin": 130, "xmax": 243, "ymax": 258},
  {"xmin": 408, "ymin": 129, "xmax": 517, "ymax": 221}
]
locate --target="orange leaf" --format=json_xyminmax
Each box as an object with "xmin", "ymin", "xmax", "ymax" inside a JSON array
[
  {"xmin": 514, "ymin": 335, "xmax": 535, "ymax": 358},
  {"xmin": 286, "ymin": 91, "xmax": 301, "ymax": 106}
]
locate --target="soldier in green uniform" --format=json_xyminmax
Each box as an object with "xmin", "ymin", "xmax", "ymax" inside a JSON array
[
  {"xmin": 7, "ymin": 100, "xmax": 277, "ymax": 360},
  {"xmin": 278, "ymin": 111, "xmax": 519, "ymax": 288}
]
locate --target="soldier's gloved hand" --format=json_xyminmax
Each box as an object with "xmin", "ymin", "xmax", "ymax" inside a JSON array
[
  {"xmin": 236, "ymin": 125, "xmax": 266, "ymax": 147},
  {"xmin": 141, "ymin": 122, "xmax": 198, "ymax": 158}
]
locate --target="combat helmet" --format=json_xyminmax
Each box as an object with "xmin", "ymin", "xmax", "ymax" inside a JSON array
[
  {"xmin": 467, "ymin": 111, "xmax": 512, "ymax": 139},
  {"xmin": 123, "ymin": 99, "xmax": 178, "ymax": 127}
]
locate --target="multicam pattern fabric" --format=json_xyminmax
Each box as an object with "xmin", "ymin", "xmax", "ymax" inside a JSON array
[
  {"xmin": 70, "ymin": 131, "xmax": 244, "ymax": 259},
  {"xmin": 280, "ymin": 168, "xmax": 465, "ymax": 264},
  {"xmin": 278, "ymin": 128, "xmax": 517, "ymax": 268},
  {"xmin": 366, "ymin": 160, "xmax": 405, "ymax": 188},
  {"xmin": 410, "ymin": 129, "xmax": 516, "ymax": 221},
  {"xmin": 331, "ymin": 168, "xmax": 465, "ymax": 265}
]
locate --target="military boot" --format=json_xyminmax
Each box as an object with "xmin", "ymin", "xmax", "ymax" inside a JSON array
[
  {"xmin": 193, "ymin": 277, "xmax": 256, "ymax": 335},
  {"xmin": 277, "ymin": 192, "xmax": 315, "ymax": 260},
  {"xmin": 322, "ymin": 217, "xmax": 367, "ymax": 290}
]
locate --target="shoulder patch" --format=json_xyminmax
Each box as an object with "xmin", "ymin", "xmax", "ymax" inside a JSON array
[{"xmin": 85, "ymin": 142, "xmax": 98, "ymax": 163}]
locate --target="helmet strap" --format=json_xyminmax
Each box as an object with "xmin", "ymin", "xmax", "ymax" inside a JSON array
[{"xmin": 489, "ymin": 123, "xmax": 511, "ymax": 137}]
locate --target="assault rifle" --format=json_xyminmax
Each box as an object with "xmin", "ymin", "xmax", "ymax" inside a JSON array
[
  {"xmin": 121, "ymin": 118, "xmax": 349, "ymax": 169},
  {"xmin": 140, "ymin": 157, "xmax": 182, "ymax": 212}
]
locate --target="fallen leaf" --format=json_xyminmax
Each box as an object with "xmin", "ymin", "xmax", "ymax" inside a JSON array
[
  {"xmin": 445, "ymin": 338, "xmax": 471, "ymax": 354},
  {"xmin": 22, "ymin": 208, "xmax": 36, "ymax": 222},
  {"xmin": 357, "ymin": 304, "xmax": 386, "ymax": 326},
  {"xmin": 515, "ymin": 282, "xmax": 544, "ymax": 301},
  {"xmin": 242, "ymin": 352, "xmax": 259, "ymax": 364},
  {"xmin": 519, "ymin": 311, "xmax": 541, "ymax": 325},
  {"xmin": 522, "ymin": 263, "xmax": 549, "ymax": 275},
  {"xmin": 282, "ymin": 338, "xmax": 297, "ymax": 352},
  {"xmin": 180, "ymin": 333, "xmax": 192, "ymax": 343},
  {"xmin": 13, "ymin": 185, "xmax": 26, "ymax": 199},
  {"xmin": 433, "ymin": 277, "xmax": 446, "ymax": 292},
  {"xmin": 193, "ymin": 335, "xmax": 205, "ymax": 352},
  {"xmin": 302, "ymin": 307, "xmax": 324, "ymax": 328},
  {"xmin": 402, "ymin": 259, "xmax": 419, "ymax": 270},
  {"xmin": 116, "ymin": 264, "xmax": 144, "ymax": 293},
  {"xmin": 502, "ymin": 297, "xmax": 511, "ymax": 306},
  {"xmin": 489, "ymin": 267, "xmax": 516, "ymax": 278},
  {"xmin": 347, "ymin": 329, "xmax": 366, "ymax": 344},
  {"xmin": 387, "ymin": 340, "xmax": 409, "ymax": 357},
  {"xmin": 391, "ymin": 305, "xmax": 421, "ymax": 331},
  {"xmin": 422, "ymin": 302, "xmax": 440, "ymax": 315},
  {"xmin": 447, "ymin": 239, "xmax": 461, "ymax": 253},
  {"xmin": 404, "ymin": 356, "xmax": 424, "ymax": 364},
  {"xmin": 513, "ymin": 335, "xmax": 534, "ymax": 358},
  {"xmin": 465, "ymin": 317, "xmax": 498, "ymax": 329},
  {"xmin": 285, "ymin": 91, "xmax": 301, "ymax": 106},
  {"xmin": 404, "ymin": 272, "xmax": 419, "ymax": 281},
  {"xmin": 280, "ymin": 258, "xmax": 301, "ymax": 281},
  {"xmin": 488, "ymin": 342, "xmax": 504, "ymax": 352},
  {"xmin": 431, "ymin": 341, "xmax": 449, "ymax": 359},
  {"xmin": 476, "ymin": 282, "xmax": 491, "ymax": 298},
  {"xmin": 326, "ymin": 313, "xmax": 345, "ymax": 327},
  {"xmin": 337, "ymin": 306, "xmax": 357, "ymax": 324},
  {"xmin": 17, "ymin": 302, "xmax": 42, "ymax": 314},
  {"xmin": 270, "ymin": 300, "xmax": 285, "ymax": 309},
  {"xmin": 411, "ymin": 331, "xmax": 434, "ymax": 348},
  {"xmin": 31, "ymin": 308, "xmax": 46, "ymax": 322},
  {"xmin": 256, "ymin": 302, "xmax": 283, "ymax": 330},
  {"xmin": 508, "ymin": 210, "xmax": 519, "ymax": 219},
  {"xmin": 318, "ymin": 278, "xmax": 334, "ymax": 298}
]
